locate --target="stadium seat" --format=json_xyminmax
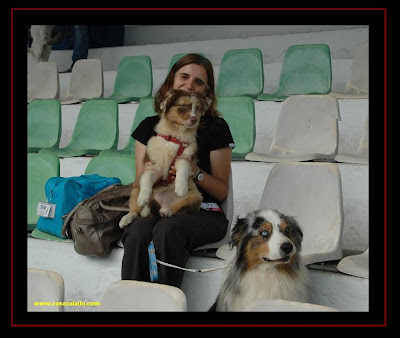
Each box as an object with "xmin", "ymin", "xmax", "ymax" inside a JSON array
[
  {"xmin": 98, "ymin": 280, "xmax": 187, "ymax": 311},
  {"xmin": 39, "ymin": 99, "xmax": 119, "ymax": 157},
  {"xmin": 218, "ymin": 96, "xmax": 256, "ymax": 159},
  {"xmin": 216, "ymin": 48, "xmax": 264, "ymax": 98},
  {"xmin": 245, "ymin": 95, "xmax": 340, "ymax": 162},
  {"xmin": 28, "ymin": 99, "xmax": 61, "ymax": 153},
  {"xmin": 337, "ymin": 248, "xmax": 369, "ymax": 279},
  {"xmin": 85, "ymin": 155, "xmax": 136, "ymax": 185},
  {"xmin": 27, "ymin": 153, "xmax": 60, "ymax": 231},
  {"xmin": 28, "ymin": 61, "xmax": 60, "ymax": 103},
  {"xmin": 257, "ymin": 44, "xmax": 332, "ymax": 101},
  {"xmin": 332, "ymin": 41, "xmax": 369, "ymax": 98},
  {"xmin": 335, "ymin": 116, "xmax": 368, "ymax": 164},
  {"xmin": 106, "ymin": 55, "xmax": 153, "ymax": 103},
  {"xmin": 167, "ymin": 53, "xmax": 205, "ymax": 74},
  {"xmin": 99, "ymin": 96, "xmax": 156, "ymax": 157},
  {"xmin": 27, "ymin": 268, "xmax": 65, "ymax": 312},
  {"xmin": 244, "ymin": 299, "xmax": 339, "ymax": 312},
  {"xmin": 61, "ymin": 59, "xmax": 104, "ymax": 105},
  {"xmin": 194, "ymin": 168, "xmax": 233, "ymax": 251},
  {"xmin": 259, "ymin": 162, "xmax": 344, "ymax": 265}
]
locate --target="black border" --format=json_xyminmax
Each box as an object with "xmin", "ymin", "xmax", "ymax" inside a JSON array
[{"xmin": 11, "ymin": 3, "xmax": 388, "ymax": 327}]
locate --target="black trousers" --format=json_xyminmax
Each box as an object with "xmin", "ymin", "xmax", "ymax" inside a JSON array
[{"xmin": 121, "ymin": 209, "xmax": 228, "ymax": 288}]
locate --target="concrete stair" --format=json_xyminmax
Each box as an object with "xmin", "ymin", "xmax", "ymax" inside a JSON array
[{"xmin": 27, "ymin": 25, "xmax": 369, "ymax": 311}]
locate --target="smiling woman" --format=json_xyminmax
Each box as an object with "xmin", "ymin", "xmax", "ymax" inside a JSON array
[{"xmin": 121, "ymin": 53, "xmax": 235, "ymax": 288}]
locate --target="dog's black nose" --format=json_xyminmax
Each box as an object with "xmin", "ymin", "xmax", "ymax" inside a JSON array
[
  {"xmin": 190, "ymin": 117, "xmax": 197, "ymax": 124},
  {"xmin": 280, "ymin": 242, "xmax": 293, "ymax": 255}
]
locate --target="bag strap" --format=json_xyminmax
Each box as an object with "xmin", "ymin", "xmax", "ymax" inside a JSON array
[
  {"xmin": 98, "ymin": 200, "xmax": 129, "ymax": 212},
  {"xmin": 61, "ymin": 198, "xmax": 88, "ymax": 237}
]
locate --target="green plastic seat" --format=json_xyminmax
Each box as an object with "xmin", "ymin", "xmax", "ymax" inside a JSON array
[
  {"xmin": 28, "ymin": 99, "xmax": 61, "ymax": 153},
  {"xmin": 99, "ymin": 96, "xmax": 156, "ymax": 158},
  {"xmin": 106, "ymin": 55, "xmax": 153, "ymax": 103},
  {"xmin": 167, "ymin": 53, "xmax": 205, "ymax": 74},
  {"xmin": 217, "ymin": 96, "xmax": 255, "ymax": 159},
  {"xmin": 85, "ymin": 155, "xmax": 136, "ymax": 185},
  {"xmin": 216, "ymin": 48, "xmax": 264, "ymax": 98},
  {"xmin": 258, "ymin": 44, "xmax": 332, "ymax": 102},
  {"xmin": 39, "ymin": 99, "xmax": 119, "ymax": 157},
  {"xmin": 27, "ymin": 153, "xmax": 60, "ymax": 231}
]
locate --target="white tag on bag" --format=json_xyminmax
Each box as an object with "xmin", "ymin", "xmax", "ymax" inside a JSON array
[{"xmin": 37, "ymin": 202, "xmax": 56, "ymax": 218}]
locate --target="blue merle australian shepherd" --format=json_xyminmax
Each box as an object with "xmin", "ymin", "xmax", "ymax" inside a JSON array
[{"xmin": 209, "ymin": 209, "xmax": 310, "ymax": 311}]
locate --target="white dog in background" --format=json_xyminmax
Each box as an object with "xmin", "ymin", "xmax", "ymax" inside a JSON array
[{"xmin": 28, "ymin": 25, "xmax": 70, "ymax": 62}]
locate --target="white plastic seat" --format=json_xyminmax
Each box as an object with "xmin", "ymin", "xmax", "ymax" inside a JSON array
[
  {"xmin": 244, "ymin": 299, "xmax": 339, "ymax": 312},
  {"xmin": 332, "ymin": 41, "xmax": 369, "ymax": 99},
  {"xmin": 27, "ymin": 268, "xmax": 65, "ymax": 312},
  {"xmin": 98, "ymin": 280, "xmax": 187, "ymax": 311},
  {"xmin": 28, "ymin": 61, "xmax": 60, "ymax": 103},
  {"xmin": 61, "ymin": 59, "xmax": 104, "ymax": 105},
  {"xmin": 246, "ymin": 95, "xmax": 340, "ymax": 162},
  {"xmin": 259, "ymin": 162, "xmax": 344, "ymax": 265},
  {"xmin": 337, "ymin": 248, "xmax": 369, "ymax": 279},
  {"xmin": 335, "ymin": 116, "xmax": 368, "ymax": 164},
  {"xmin": 193, "ymin": 168, "xmax": 234, "ymax": 251}
]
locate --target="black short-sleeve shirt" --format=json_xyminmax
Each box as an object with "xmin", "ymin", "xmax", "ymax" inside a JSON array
[{"xmin": 132, "ymin": 115, "xmax": 235, "ymax": 203}]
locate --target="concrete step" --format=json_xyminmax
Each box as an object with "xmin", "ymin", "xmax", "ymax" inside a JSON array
[{"xmin": 27, "ymin": 236, "xmax": 368, "ymax": 312}]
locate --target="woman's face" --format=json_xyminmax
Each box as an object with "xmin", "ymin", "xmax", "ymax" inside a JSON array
[{"xmin": 173, "ymin": 64, "xmax": 208, "ymax": 95}]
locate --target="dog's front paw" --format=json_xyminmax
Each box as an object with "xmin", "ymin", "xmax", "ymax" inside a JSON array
[
  {"xmin": 174, "ymin": 181, "xmax": 188, "ymax": 197},
  {"xmin": 140, "ymin": 205, "xmax": 151, "ymax": 217},
  {"xmin": 119, "ymin": 212, "xmax": 137, "ymax": 228},
  {"xmin": 137, "ymin": 188, "xmax": 152, "ymax": 207},
  {"xmin": 159, "ymin": 207, "xmax": 172, "ymax": 217}
]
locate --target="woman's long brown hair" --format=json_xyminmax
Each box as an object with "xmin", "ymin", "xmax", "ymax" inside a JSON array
[{"xmin": 154, "ymin": 53, "xmax": 220, "ymax": 118}]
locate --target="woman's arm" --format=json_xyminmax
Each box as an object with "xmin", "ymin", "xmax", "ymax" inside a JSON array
[{"xmin": 195, "ymin": 147, "xmax": 232, "ymax": 202}]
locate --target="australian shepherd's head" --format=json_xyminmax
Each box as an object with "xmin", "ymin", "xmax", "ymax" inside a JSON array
[
  {"xmin": 231, "ymin": 209, "xmax": 304, "ymax": 273},
  {"xmin": 158, "ymin": 89, "xmax": 212, "ymax": 130},
  {"xmin": 210, "ymin": 209, "xmax": 309, "ymax": 311}
]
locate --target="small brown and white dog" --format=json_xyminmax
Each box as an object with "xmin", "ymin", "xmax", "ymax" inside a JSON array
[
  {"xmin": 209, "ymin": 209, "xmax": 310, "ymax": 311},
  {"xmin": 119, "ymin": 90, "xmax": 211, "ymax": 227}
]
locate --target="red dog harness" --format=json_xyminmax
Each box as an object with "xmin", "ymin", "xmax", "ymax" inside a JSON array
[{"xmin": 156, "ymin": 134, "xmax": 189, "ymax": 185}]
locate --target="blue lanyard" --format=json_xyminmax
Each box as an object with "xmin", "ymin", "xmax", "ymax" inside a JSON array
[{"xmin": 148, "ymin": 241, "xmax": 158, "ymax": 282}]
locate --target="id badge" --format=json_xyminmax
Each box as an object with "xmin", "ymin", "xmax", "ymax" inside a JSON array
[{"xmin": 37, "ymin": 202, "xmax": 56, "ymax": 218}]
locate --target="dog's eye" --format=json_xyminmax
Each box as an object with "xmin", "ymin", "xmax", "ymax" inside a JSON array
[
  {"xmin": 284, "ymin": 227, "xmax": 291, "ymax": 236},
  {"xmin": 260, "ymin": 230, "xmax": 269, "ymax": 238}
]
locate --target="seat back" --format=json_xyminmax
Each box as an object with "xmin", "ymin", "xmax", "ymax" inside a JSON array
[
  {"xmin": 217, "ymin": 96, "xmax": 256, "ymax": 159},
  {"xmin": 244, "ymin": 299, "xmax": 339, "ymax": 312},
  {"xmin": 344, "ymin": 41, "xmax": 369, "ymax": 96},
  {"xmin": 194, "ymin": 168, "xmax": 233, "ymax": 251},
  {"xmin": 125, "ymin": 96, "xmax": 157, "ymax": 152},
  {"xmin": 100, "ymin": 96, "xmax": 156, "ymax": 158},
  {"xmin": 98, "ymin": 280, "xmax": 187, "ymax": 311},
  {"xmin": 27, "ymin": 153, "xmax": 60, "ymax": 230},
  {"xmin": 216, "ymin": 48, "xmax": 264, "ymax": 98},
  {"xmin": 63, "ymin": 59, "xmax": 104, "ymax": 104},
  {"xmin": 269, "ymin": 95, "xmax": 340, "ymax": 160},
  {"xmin": 260, "ymin": 162, "xmax": 344, "ymax": 265},
  {"xmin": 276, "ymin": 44, "xmax": 332, "ymax": 96},
  {"xmin": 67, "ymin": 99, "xmax": 119, "ymax": 153},
  {"xmin": 108, "ymin": 55, "xmax": 153, "ymax": 103},
  {"xmin": 85, "ymin": 155, "xmax": 136, "ymax": 185},
  {"xmin": 28, "ymin": 61, "xmax": 60, "ymax": 102},
  {"xmin": 27, "ymin": 268, "xmax": 64, "ymax": 312},
  {"xmin": 28, "ymin": 99, "xmax": 61, "ymax": 152}
]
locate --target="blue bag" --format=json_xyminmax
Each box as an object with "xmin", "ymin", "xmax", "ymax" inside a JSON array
[{"xmin": 36, "ymin": 174, "xmax": 121, "ymax": 238}]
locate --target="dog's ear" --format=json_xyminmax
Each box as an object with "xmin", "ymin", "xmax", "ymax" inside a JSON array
[
  {"xmin": 160, "ymin": 90, "xmax": 176, "ymax": 113},
  {"xmin": 229, "ymin": 215, "xmax": 248, "ymax": 248},
  {"xmin": 204, "ymin": 97, "xmax": 212, "ymax": 112}
]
